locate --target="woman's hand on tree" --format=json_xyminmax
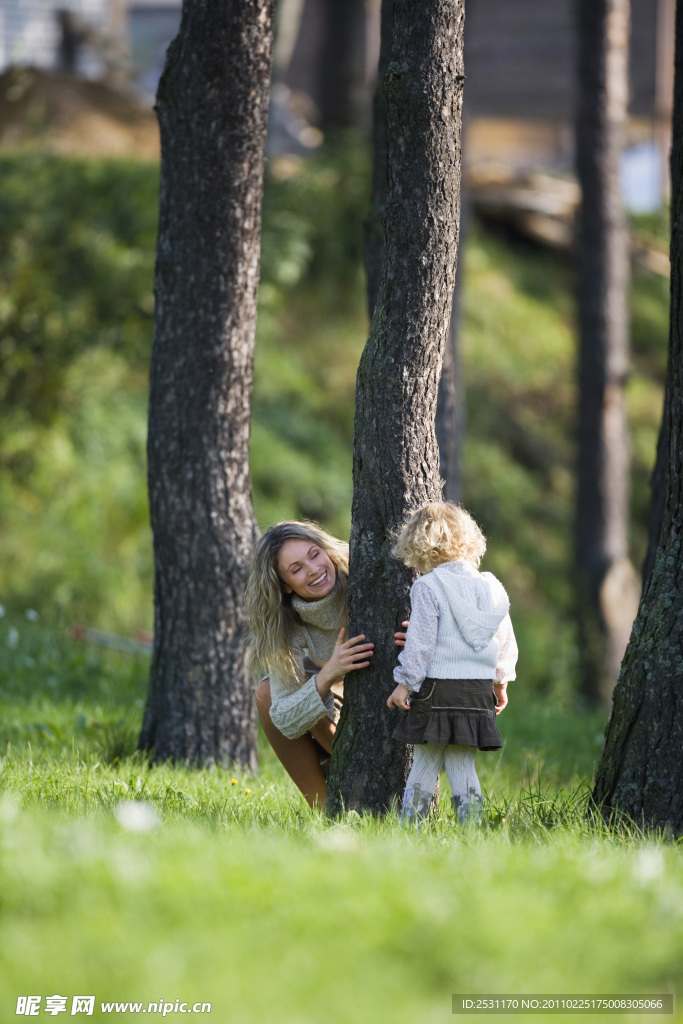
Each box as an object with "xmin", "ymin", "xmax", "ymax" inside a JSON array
[
  {"xmin": 394, "ymin": 620, "xmax": 410, "ymax": 647},
  {"xmin": 316, "ymin": 628, "xmax": 374, "ymax": 692},
  {"xmin": 493, "ymin": 681, "xmax": 508, "ymax": 714},
  {"xmin": 387, "ymin": 683, "xmax": 411, "ymax": 711}
]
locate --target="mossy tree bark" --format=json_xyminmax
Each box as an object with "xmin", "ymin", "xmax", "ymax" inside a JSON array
[
  {"xmin": 140, "ymin": 0, "xmax": 274, "ymax": 768},
  {"xmin": 575, "ymin": 0, "xmax": 639, "ymax": 708},
  {"xmin": 592, "ymin": 0, "xmax": 683, "ymax": 833},
  {"xmin": 327, "ymin": 0, "xmax": 465, "ymax": 815}
]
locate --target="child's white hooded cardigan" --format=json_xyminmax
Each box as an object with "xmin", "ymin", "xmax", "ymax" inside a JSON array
[{"xmin": 393, "ymin": 560, "xmax": 518, "ymax": 692}]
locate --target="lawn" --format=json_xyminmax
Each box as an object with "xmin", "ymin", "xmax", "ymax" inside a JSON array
[{"xmin": 1, "ymin": 615, "xmax": 682, "ymax": 1023}]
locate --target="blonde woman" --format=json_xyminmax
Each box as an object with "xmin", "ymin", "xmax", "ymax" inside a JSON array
[
  {"xmin": 245, "ymin": 521, "xmax": 377, "ymax": 808},
  {"xmin": 387, "ymin": 502, "xmax": 518, "ymax": 825}
]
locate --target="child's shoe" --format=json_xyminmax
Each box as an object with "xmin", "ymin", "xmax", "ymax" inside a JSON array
[
  {"xmin": 452, "ymin": 787, "xmax": 483, "ymax": 825},
  {"xmin": 399, "ymin": 784, "xmax": 433, "ymax": 826}
]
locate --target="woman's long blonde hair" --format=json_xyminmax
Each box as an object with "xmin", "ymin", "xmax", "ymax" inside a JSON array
[{"xmin": 244, "ymin": 521, "xmax": 349, "ymax": 687}]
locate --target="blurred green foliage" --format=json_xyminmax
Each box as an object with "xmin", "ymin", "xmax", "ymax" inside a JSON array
[
  {"xmin": 0, "ymin": 148, "xmax": 670, "ymax": 700},
  {"xmin": 0, "ymin": 154, "xmax": 157, "ymax": 628},
  {"xmin": 0, "ymin": 153, "xmax": 157, "ymax": 423},
  {"xmin": 0, "ymin": 147, "xmax": 370, "ymax": 630}
]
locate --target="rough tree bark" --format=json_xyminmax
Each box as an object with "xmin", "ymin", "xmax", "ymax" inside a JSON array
[
  {"xmin": 641, "ymin": 0, "xmax": 683, "ymax": 588},
  {"xmin": 327, "ymin": 0, "xmax": 465, "ymax": 815},
  {"xmin": 642, "ymin": 396, "xmax": 669, "ymax": 586},
  {"xmin": 139, "ymin": 0, "xmax": 274, "ymax": 768},
  {"xmin": 365, "ymin": 0, "xmax": 463, "ymax": 502},
  {"xmin": 592, "ymin": 0, "xmax": 683, "ymax": 834},
  {"xmin": 575, "ymin": 0, "xmax": 639, "ymax": 708}
]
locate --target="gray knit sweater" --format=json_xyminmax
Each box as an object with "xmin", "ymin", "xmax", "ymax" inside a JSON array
[
  {"xmin": 393, "ymin": 560, "xmax": 518, "ymax": 692},
  {"xmin": 268, "ymin": 579, "xmax": 348, "ymax": 740}
]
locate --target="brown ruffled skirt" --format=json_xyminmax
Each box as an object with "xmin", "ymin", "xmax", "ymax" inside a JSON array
[{"xmin": 392, "ymin": 678, "xmax": 502, "ymax": 751}]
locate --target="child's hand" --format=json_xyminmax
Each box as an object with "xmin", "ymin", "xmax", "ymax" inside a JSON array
[
  {"xmin": 493, "ymin": 681, "xmax": 508, "ymax": 714},
  {"xmin": 394, "ymin": 620, "xmax": 410, "ymax": 647},
  {"xmin": 387, "ymin": 683, "xmax": 411, "ymax": 711}
]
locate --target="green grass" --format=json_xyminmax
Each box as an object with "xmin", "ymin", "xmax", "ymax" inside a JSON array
[
  {"xmin": 1, "ymin": 617, "xmax": 683, "ymax": 1021},
  {"xmin": 2, "ymin": 807, "xmax": 682, "ymax": 1023}
]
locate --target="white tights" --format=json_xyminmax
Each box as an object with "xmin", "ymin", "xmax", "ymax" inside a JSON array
[{"xmin": 401, "ymin": 742, "xmax": 482, "ymax": 824}]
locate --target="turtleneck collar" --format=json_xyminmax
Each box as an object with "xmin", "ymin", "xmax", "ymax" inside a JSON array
[{"xmin": 291, "ymin": 574, "xmax": 348, "ymax": 630}]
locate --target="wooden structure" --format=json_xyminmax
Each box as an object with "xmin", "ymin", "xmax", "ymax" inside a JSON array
[{"xmin": 464, "ymin": 0, "xmax": 673, "ymax": 121}]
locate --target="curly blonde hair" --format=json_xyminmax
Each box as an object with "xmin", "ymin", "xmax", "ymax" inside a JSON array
[
  {"xmin": 244, "ymin": 521, "xmax": 349, "ymax": 687},
  {"xmin": 391, "ymin": 502, "xmax": 486, "ymax": 573}
]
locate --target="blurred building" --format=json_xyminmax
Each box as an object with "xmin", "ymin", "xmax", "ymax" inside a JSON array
[
  {"xmin": 0, "ymin": 0, "xmax": 111, "ymax": 77},
  {"xmin": 127, "ymin": 1, "xmax": 181, "ymax": 97},
  {"xmin": 0, "ymin": 0, "xmax": 177, "ymax": 89},
  {"xmin": 463, "ymin": 0, "xmax": 674, "ymax": 209},
  {"xmin": 0, "ymin": 0, "xmax": 675, "ymax": 205}
]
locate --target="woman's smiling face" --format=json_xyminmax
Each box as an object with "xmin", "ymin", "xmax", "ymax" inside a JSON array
[{"xmin": 276, "ymin": 539, "xmax": 337, "ymax": 601}]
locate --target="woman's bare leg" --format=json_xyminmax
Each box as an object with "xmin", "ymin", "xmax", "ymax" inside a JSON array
[
  {"xmin": 255, "ymin": 680, "xmax": 328, "ymax": 808},
  {"xmin": 310, "ymin": 714, "xmax": 335, "ymax": 755}
]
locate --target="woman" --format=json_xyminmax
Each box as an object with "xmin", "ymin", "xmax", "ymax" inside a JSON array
[{"xmin": 245, "ymin": 520, "xmax": 376, "ymax": 808}]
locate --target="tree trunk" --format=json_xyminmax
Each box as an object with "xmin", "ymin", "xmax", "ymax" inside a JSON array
[
  {"xmin": 575, "ymin": 0, "xmax": 639, "ymax": 709},
  {"xmin": 435, "ymin": 187, "xmax": 467, "ymax": 504},
  {"xmin": 642, "ymin": 395, "xmax": 669, "ymax": 586},
  {"xmin": 363, "ymin": 0, "xmax": 391, "ymax": 319},
  {"xmin": 327, "ymin": 0, "xmax": 464, "ymax": 815},
  {"xmin": 366, "ymin": 0, "xmax": 464, "ymax": 503},
  {"xmin": 641, "ymin": 0, "xmax": 683, "ymax": 588},
  {"xmin": 317, "ymin": 0, "xmax": 369, "ymax": 132},
  {"xmin": 592, "ymin": 0, "xmax": 683, "ymax": 835},
  {"xmin": 139, "ymin": 0, "xmax": 274, "ymax": 768}
]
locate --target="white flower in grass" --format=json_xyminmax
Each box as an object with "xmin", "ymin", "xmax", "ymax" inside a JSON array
[
  {"xmin": 6, "ymin": 627, "xmax": 19, "ymax": 649},
  {"xmin": 0, "ymin": 605, "xmax": 5, "ymax": 617},
  {"xmin": 114, "ymin": 800, "xmax": 161, "ymax": 833},
  {"xmin": 0, "ymin": 795, "xmax": 19, "ymax": 824},
  {"xmin": 633, "ymin": 848, "xmax": 665, "ymax": 884},
  {"xmin": 25, "ymin": 609, "xmax": 39, "ymax": 621},
  {"xmin": 316, "ymin": 826, "xmax": 358, "ymax": 852}
]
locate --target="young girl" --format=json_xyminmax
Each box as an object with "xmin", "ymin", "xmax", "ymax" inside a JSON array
[
  {"xmin": 245, "ymin": 520, "xmax": 376, "ymax": 809},
  {"xmin": 387, "ymin": 502, "xmax": 518, "ymax": 825}
]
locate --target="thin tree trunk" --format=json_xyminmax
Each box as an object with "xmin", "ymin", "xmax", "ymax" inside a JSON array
[
  {"xmin": 575, "ymin": 0, "xmax": 639, "ymax": 709},
  {"xmin": 317, "ymin": 0, "xmax": 368, "ymax": 131},
  {"xmin": 592, "ymin": 0, "xmax": 683, "ymax": 828},
  {"xmin": 436, "ymin": 187, "xmax": 467, "ymax": 503},
  {"xmin": 140, "ymin": 0, "xmax": 274, "ymax": 768},
  {"xmin": 366, "ymin": 1, "xmax": 464, "ymax": 503},
  {"xmin": 363, "ymin": 0, "xmax": 392, "ymax": 319},
  {"xmin": 642, "ymin": 395, "xmax": 669, "ymax": 585},
  {"xmin": 435, "ymin": 300, "xmax": 460, "ymax": 502},
  {"xmin": 641, "ymin": 0, "xmax": 683, "ymax": 588},
  {"xmin": 328, "ymin": 0, "xmax": 464, "ymax": 815}
]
